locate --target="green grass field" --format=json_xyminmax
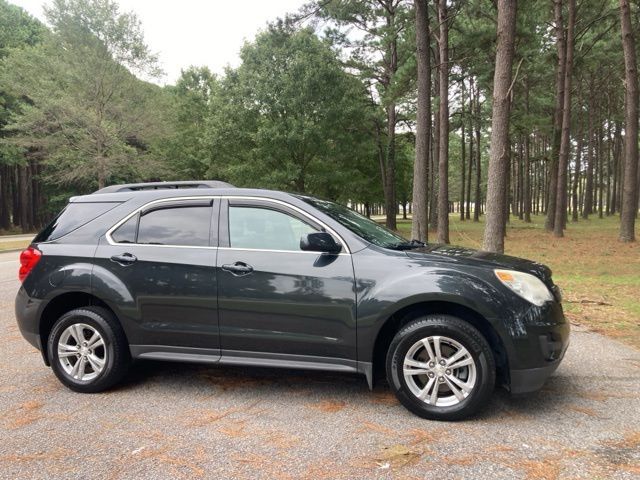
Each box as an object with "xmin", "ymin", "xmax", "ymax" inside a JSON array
[{"xmin": 394, "ymin": 214, "xmax": 640, "ymax": 349}]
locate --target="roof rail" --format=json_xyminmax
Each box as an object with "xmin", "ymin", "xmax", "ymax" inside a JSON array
[{"xmin": 94, "ymin": 180, "xmax": 234, "ymax": 194}]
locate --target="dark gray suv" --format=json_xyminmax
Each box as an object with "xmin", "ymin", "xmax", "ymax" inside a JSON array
[{"xmin": 15, "ymin": 181, "xmax": 569, "ymax": 420}]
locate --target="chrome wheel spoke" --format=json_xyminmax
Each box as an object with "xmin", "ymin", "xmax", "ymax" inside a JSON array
[
  {"xmin": 58, "ymin": 344, "xmax": 79, "ymax": 355},
  {"xmin": 417, "ymin": 377, "xmax": 436, "ymax": 401},
  {"xmin": 444, "ymin": 376, "xmax": 465, "ymax": 401},
  {"xmin": 421, "ymin": 338, "xmax": 436, "ymax": 362},
  {"xmin": 87, "ymin": 354, "xmax": 105, "ymax": 373},
  {"xmin": 70, "ymin": 324, "xmax": 85, "ymax": 345},
  {"xmin": 403, "ymin": 358, "xmax": 430, "ymax": 376},
  {"xmin": 58, "ymin": 350, "xmax": 78, "ymax": 358},
  {"xmin": 432, "ymin": 336, "xmax": 442, "ymax": 360},
  {"xmin": 448, "ymin": 355, "xmax": 474, "ymax": 370},
  {"xmin": 70, "ymin": 357, "xmax": 83, "ymax": 379},
  {"xmin": 429, "ymin": 379, "xmax": 440, "ymax": 404},
  {"xmin": 87, "ymin": 332, "xmax": 104, "ymax": 350}
]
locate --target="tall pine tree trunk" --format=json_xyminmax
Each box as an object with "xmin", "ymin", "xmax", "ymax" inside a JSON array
[
  {"xmin": 437, "ymin": 0, "xmax": 450, "ymax": 244},
  {"xmin": 411, "ymin": 0, "xmax": 431, "ymax": 242},
  {"xmin": 546, "ymin": 0, "xmax": 566, "ymax": 232},
  {"xmin": 553, "ymin": 0, "xmax": 575, "ymax": 237},
  {"xmin": 483, "ymin": 0, "xmax": 517, "ymax": 253},
  {"xmin": 474, "ymin": 85, "xmax": 482, "ymax": 222},
  {"xmin": 619, "ymin": 0, "xmax": 639, "ymax": 241},
  {"xmin": 460, "ymin": 79, "xmax": 466, "ymax": 222}
]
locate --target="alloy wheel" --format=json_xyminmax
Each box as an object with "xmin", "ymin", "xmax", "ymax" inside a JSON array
[
  {"xmin": 57, "ymin": 323, "xmax": 106, "ymax": 381},
  {"xmin": 403, "ymin": 335, "xmax": 477, "ymax": 407}
]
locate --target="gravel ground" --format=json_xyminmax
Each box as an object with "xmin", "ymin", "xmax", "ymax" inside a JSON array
[{"xmin": 1, "ymin": 250, "xmax": 639, "ymax": 479}]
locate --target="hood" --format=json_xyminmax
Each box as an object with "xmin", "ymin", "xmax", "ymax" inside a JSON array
[{"xmin": 406, "ymin": 244, "xmax": 553, "ymax": 286}]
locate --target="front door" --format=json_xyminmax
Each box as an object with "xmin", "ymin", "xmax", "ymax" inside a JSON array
[
  {"xmin": 217, "ymin": 198, "xmax": 357, "ymax": 364},
  {"xmin": 92, "ymin": 198, "xmax": 219, "ymax": 352}
]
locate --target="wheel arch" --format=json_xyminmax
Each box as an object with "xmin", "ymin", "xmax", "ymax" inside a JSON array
[
  {"xmin": 371, "ymin": 300, "xmax": 509, "ymax": 387},
  {"xmin": 38, "ymin": 292, "xmax": 123, "ymax": 366}
]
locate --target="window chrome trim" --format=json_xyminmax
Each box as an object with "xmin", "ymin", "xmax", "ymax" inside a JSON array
[{"xmin": 105, "ymin": 195, "xmax": 351, "ymax": 254}]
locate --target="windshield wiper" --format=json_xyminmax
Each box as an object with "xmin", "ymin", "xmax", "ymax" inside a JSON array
[{"xmin": 385, "ymin": 239, "xmax": 426, "ymax": 250}]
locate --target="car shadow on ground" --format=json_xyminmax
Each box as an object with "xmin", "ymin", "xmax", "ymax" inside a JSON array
[{"xmin": 116, "ymin": 359, "xmax": 583, "ymax": 421}]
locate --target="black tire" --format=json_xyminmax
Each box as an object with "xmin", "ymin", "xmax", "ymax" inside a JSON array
[
  {"xmin": 386, "ymin": 314, "xmax": 495, "ymax": 421},
  {"xmin": 47, "ymin": 306, "xmax": 130, "ymax": 393}
]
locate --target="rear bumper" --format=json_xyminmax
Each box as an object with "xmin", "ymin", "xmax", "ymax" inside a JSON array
[{"xmin": 15, "ymin": 287, "xmax": 48, "ymax": 364}]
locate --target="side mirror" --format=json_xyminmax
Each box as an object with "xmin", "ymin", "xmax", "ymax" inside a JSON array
[{"xmin": 300, "ymin": 232, "xmax": 342, "ymax": 254}]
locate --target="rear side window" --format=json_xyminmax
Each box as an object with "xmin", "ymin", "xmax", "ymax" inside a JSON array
[
  {"xmin": 133, "ymin": 205, "xmax": 212, "ymax": 246},
  {"xmin": 34, "ymin": 202, "xmax": 120, "ymax": 242},
  {"xmin": 111, "ymin": 214, "xmax": 138, "ymax": 243}
]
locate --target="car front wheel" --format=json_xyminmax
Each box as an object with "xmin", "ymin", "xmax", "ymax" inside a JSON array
[
  {"xmin": 47, "ymin": 306, "xmax": 130, "ymax": 393},
  {"xmin": 386, "ymin": 314, "xmax": 495, "ymax": 421}
]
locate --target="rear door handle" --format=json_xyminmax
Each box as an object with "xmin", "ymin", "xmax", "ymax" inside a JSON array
[
  {"xmin": 221, "ymin": 262, "xmax": 254, "ymax": 276},
  {"xmin": 110, "ymin": 253, "xmax": 137, "ymax": 265}
]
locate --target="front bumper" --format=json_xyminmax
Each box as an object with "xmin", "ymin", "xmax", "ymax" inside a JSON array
[
  {"xmin": 510, "ymin": 358, "xmax": 564, "ymax": 394},
  {"xmin": 506, "ymin": 302, "xmax": 570, "ymax": 394}
]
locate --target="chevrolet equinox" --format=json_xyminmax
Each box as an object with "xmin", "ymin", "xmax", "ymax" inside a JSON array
[{"xmin": 15, "ymin": 181, "xmax": 569, "ymax": 420}]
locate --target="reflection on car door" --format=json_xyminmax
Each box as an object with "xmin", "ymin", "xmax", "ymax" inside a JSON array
[
  {"xmin": 216, "ymin": 198, "xmax": 357, "ymax": 367},
  {"xmin": 92, "ymin": 198, "xmax": 220, "ymax": 353}
]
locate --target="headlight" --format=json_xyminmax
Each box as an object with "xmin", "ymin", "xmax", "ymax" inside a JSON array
[{"xmin": 494, "ymin": 269, "xmax": 554, "ymax": 306}]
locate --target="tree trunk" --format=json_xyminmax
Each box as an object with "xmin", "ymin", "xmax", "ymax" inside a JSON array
[
  {"xmin": 598, "ymin": 124, "xmax": 604, "ymax": 218},
  {"xmin": 553, "ymin": 0, "xmax": 575, "ymax": 237},
  {"xmin": 572, "ymin": 116, "xmax": 583, "ymax": 221},
  {"xmin": 0, "ymin": 166, "xmax": 12, "ymax": 230},
  {"xmin": 583, "ymin": 90, "xmax": 595, "ymax": 218},
  {"xmin": 524, "ymin": 133, "xmax": 532, "ymax": 223},
  {"xmin": 483, "ymin": 0, "xmax": 517, "ymax": 253},
  {"xmin": 18, "ymin": 165, "xmax": 30, "ymax": 233},
  {"xmin": 460, "ymin": 80, "xmax": 466, "ymax": 222},
  {"xmin": 436, "ymin": 0, "xmax": 450, "ymax": 243},
  {"xmin": 411, "ymin": 0, "xmax": 431, "ymax": 242},
  {"xmin": 474, "ymin": 84, "xmax": 482, "ymax": 222},
  {"xmin": 385, "ymin": 104, "xmax": 397, "ymax": 230},
  {"xmin": 466, "ymin": 81, "xmax": 474, "ymax": 220},
  {"xmin": 619, "ymin": 0, "xmax": 638, "ymax": 241},
  {"xmin": 545, "ymin": 0, "xmax": 566, "ymax": 232}
]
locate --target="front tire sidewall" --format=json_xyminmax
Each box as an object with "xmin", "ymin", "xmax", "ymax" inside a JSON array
[
  {"xmin": 387, "ymin": 316, "xmax": 495, "ymax": 421},
  {"xmin": 47, "ymin": 309, "xmax": 119, "ymax": 393}
]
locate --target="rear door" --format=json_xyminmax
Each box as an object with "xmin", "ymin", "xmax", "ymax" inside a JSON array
[
  {"xmin": 216, "ymin": 198, "xmax": 357, "ymax": 365},
  {"xmin": 92, "ymin": 198, "xmax": 220, "ymax": 353}
]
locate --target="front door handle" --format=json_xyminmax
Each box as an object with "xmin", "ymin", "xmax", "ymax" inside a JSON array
[
  {"xmin": 221, "ymin": 262, "xmax": 254, "ymax": 276},
  {"xmin": 110, "ymin": 253, "xmax": 137, "ymax": 265}
]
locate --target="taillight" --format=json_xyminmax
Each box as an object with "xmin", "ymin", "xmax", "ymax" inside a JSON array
[{"xmin": 19, "ymin": 247, "xmax": 42, "ymax": 282}]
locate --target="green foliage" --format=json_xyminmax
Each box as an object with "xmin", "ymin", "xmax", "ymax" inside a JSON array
[
  {"xmin": 0, "ymin": 0, "xmax": 168, "ymax": 191},
  {"xmin": 205, "ymin": 23, "xmax": 376, "ymax": 199},
  {"xmin": 160, "ymin": 66, "xmax": 219, "ymax": 179}
]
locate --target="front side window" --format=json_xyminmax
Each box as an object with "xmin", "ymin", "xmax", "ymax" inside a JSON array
[
  {"xmin": 112, "ymin": 205, "xmax": 212, "ymax": 247},
  {"xmin": 297, "ymin": 196, "xmax": 406, "ymax": 248},
  {"xmin": 229, "ymin": 206, "xmax": 317, "ymax": 251}
]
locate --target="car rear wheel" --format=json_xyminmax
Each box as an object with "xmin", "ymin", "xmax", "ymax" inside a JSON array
[
  {"xmin": 386, "ymin": 314, "xmax": 495, "ymax": 420},
  {"xmin": 47, "ymin": 307, "xmax": 130, "ymax": 393}
]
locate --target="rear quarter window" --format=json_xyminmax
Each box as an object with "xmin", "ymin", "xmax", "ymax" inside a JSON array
[{"xmin": 34, "ymin": 202, "xmax": 120, "ymax": 242}]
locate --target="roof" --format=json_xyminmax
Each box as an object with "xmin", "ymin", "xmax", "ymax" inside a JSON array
[
  {"xmin": 93, "ymin": 180, "xmax": 234, "ymax": 194},
  {"xmin": 70, "ymin": 181, "xmax": 299, "ymax": 205}
]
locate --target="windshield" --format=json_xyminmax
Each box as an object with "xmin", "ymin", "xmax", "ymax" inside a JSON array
[{"xmin": 298, "ymin": 196, "xmax": 413, "ymax": 249}]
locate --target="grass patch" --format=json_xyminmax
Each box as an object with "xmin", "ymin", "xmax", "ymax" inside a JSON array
[
  {"xmin": 394, "ymin": 214, "xmax": 640, "ymax": 349},
  {"xmin": 0, "ymin": 240, "xmax": 30, "ymax": 252}
]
